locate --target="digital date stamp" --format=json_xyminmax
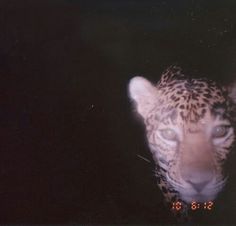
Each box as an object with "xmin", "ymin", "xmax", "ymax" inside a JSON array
[{"xmin": 172, "ymin": 201, "xmax": 214, "ymax": 211}]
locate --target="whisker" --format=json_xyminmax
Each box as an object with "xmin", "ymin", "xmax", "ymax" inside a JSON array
[{"xmin": 137, "ymin": 154, "xmax": 151, "ymax": 163}]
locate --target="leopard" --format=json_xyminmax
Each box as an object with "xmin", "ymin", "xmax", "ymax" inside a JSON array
[{"xmin": 128, "ymin": 65, "xmax": 236, "ymax": 222}]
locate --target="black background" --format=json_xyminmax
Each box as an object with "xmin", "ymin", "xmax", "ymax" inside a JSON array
[{"xmin": 1, "ymin": 0, "xmax": 236, "ymax": 224}]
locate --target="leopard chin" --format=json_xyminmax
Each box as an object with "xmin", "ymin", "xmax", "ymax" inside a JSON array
[{"xmin": 179, "ymin": 192, "xmax": 218, "ymax": 203}]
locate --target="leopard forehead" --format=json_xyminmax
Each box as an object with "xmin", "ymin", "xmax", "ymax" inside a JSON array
[{"xmin": 156, "ymin": 66, "xmax": 228, "ymax": 123}]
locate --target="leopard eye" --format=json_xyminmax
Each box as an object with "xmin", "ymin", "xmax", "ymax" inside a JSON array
[
  {"xmin": 160, "ymin": 129, "xmax": 177, "ymax": 141},
  {"xmin": 212, "ymin": 125, "xmax": 229, "ymax": 138}
]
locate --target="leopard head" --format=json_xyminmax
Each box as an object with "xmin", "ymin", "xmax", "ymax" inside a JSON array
[{"xmin": 128, "ymin": 66, "xmax": 236, "ymax": 203}]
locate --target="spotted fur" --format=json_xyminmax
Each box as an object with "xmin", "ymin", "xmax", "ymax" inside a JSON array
[{"xmin": 128, "ymin": 66, "xmax": 236, "ymax": 222}]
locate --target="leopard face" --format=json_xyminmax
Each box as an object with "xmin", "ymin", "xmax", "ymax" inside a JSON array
[{"xmin": 128, "ymin": 66, "xmax": 236, "ymax": 205}]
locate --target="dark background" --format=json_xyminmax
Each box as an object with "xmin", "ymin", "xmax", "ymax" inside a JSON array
[{"xmin": 1, "ymin": 0, "xmax": 236, "ymax": 224}]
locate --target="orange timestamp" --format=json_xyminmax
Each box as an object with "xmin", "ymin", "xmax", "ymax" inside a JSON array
[{"xmin": 172, "ymin": 201, "xmax": 214, "ymax": 211}]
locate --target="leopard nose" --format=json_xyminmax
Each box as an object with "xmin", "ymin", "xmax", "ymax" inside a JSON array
[{"xmin": 187, "ymin": 181, "xmax": 210, "ymax": 192}]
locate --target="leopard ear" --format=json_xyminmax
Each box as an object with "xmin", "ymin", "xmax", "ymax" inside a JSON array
[
  {"xmin": 228, "ymin": 81, "xmax": 236, "ymax": 103},
  {"xmin": 128, "ymin": 76, "xmax": 157, "ymax": 119}
]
